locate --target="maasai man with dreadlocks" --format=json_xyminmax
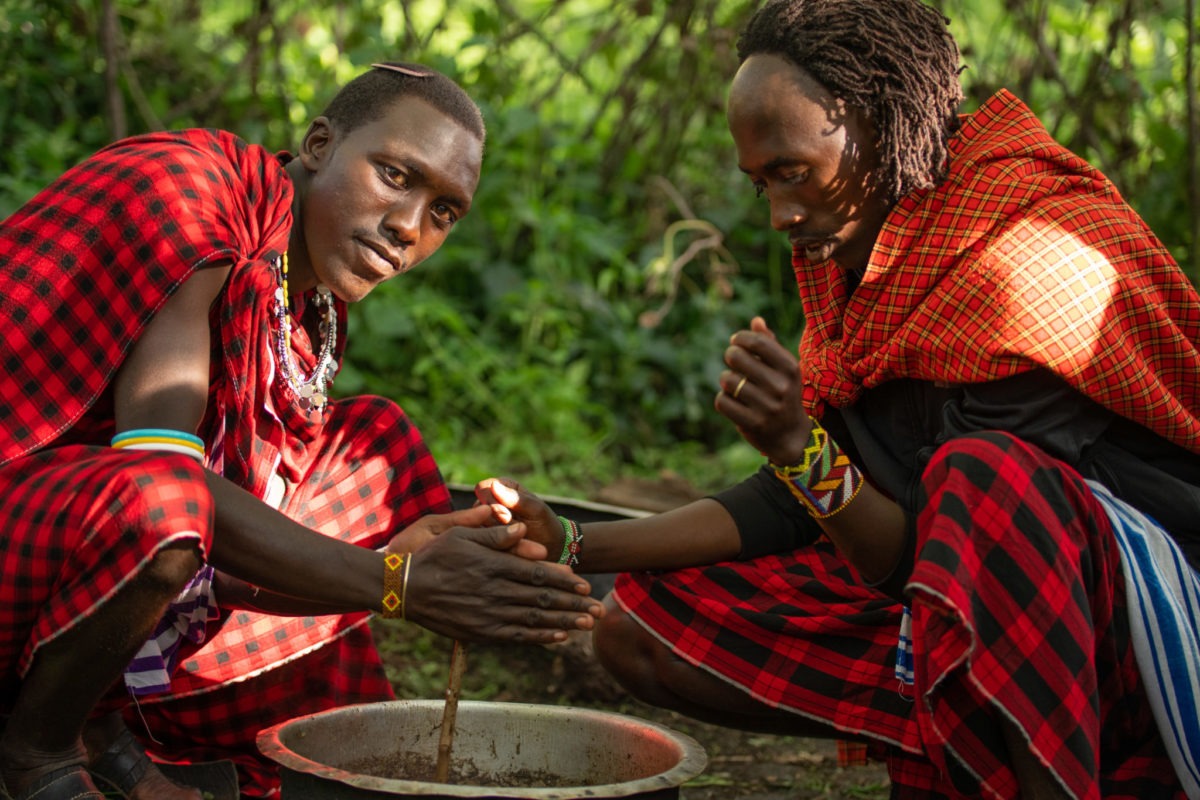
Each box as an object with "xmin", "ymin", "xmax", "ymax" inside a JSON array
[
  {"xmin": 0, "ymin": 63, "xmax": 603, "ymax": 800},
  {"xmin": 475, "ymin": 1, "xmax": 1200, "ymax": 797}
]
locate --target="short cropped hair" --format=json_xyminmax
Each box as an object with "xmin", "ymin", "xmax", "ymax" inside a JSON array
[
  {"xmin": 320, "ymin": 62, "xmax": 486, "ymax": 144},
  {"xmin": 737, "ymin": 0, "xmax": 964, "ymax": 201}
]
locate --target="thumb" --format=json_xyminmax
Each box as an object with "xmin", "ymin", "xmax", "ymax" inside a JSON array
[
  {"xmin": 427, "ymin": 505, "xmax": 495, "ymax": 533},
  {"xmin": 750, "ymin": 315, "xmax": 777, "ymax": 340},
  {"xmin": 463, "ymin": 522, "xmax": 527, "ymax": 551},
  {"xmin": 474, "ymin": 476, "xmax": 521, "ymax": 508}
]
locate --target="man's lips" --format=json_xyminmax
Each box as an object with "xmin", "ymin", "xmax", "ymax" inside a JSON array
[
  {"xmin": 359, "ymin": 238, "xmax": 402, "ymax": 274},
  {"xmin": 788, "ymin": 234, "xmax": 831, "ymax": 249}
]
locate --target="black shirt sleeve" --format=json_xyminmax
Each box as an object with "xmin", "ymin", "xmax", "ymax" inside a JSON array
[{"xmin": 709, "ymin": 466, "xmax": 824, "ymax": 560}]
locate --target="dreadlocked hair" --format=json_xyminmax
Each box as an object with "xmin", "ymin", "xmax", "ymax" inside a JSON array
[{"xmin": 737, "ymin": 0, "xmax": 964, "ymax": 202}]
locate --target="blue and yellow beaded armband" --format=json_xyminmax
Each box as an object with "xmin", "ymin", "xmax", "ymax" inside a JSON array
[{"xmin": 111, "ymin": 428, "xmax": 205, "ymax": 463}]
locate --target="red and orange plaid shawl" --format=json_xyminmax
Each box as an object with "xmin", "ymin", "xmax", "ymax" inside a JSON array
[{"xmin": 796, "ymin": 90, "xmax": 1200, "ymax": 453}]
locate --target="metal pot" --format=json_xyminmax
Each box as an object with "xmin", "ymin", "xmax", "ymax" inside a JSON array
[{"xmin": 257, "ymin": 700, "xmax": 707, "ymax": 799}]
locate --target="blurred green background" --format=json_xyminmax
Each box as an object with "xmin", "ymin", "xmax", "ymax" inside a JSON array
[{"xmin": 3, "ymin": 0, "xmax": 1196, "ymax": 497}]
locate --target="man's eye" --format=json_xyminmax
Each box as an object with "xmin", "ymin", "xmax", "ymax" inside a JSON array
[
  {"xmin": 754, "ymin": 184, "xmax": 765, "ymax": 199},
  {"xmin": 382, "ymin": 166, "xmax": 407, "ymax": 187},
  {"xmin": 432, "ymin": 204, "xmax": 458, "ymax": 227}
]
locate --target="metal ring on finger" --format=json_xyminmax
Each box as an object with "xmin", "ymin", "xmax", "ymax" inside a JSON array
[{"xmin": 732, "ymin": 375, "xmax": 748, "ymax": 399}]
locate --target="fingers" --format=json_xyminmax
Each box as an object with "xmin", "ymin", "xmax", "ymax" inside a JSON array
[
  {"xmin": 727, "ymin": 328, "xmax": 795, "ymax": 375},
  {"xmin": 474, "ymin": 477, "xmax": 557, "ymax": 531},
  {"xmin": 468, "ymin": 573, "xmax": 605, "ymax": 645},
  {"xmin": 510, "ymin": 537, "xmax": 549, "ymax": 561},
  {"xmin": 474, "ymin": 476, "xmax": 521, "ymax": 508},
  {"xmin": 426, "ymin": 504, "xmax": 497, "ymax": 533},
  {"xmin": 406, "ymin": 536, "xmax": 605, "ymax": 646},
  {"xmin": 444, "ymin": 524, "xmax": 589, "ymax": 594},
  {"xmin": 475, "ymin": 607, "xmax": 601, "ymax": 645},
  {"xmin": 716, "ymin": 317, "xmax": 799, "ymax": 408},
  {"xmin": 467, "ymin": 521, "xmax": 528, "ymax": 551}
]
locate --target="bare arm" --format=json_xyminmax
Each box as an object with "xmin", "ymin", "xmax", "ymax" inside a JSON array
[
  {"xmin": 475, "ymin": 479, "xmax": 742, "ymax": 574},
  {"xmin": 478, "ymin": 317, "xmax": 908, "ymax": 588},
  {"xmin": 111, "ymin": 268, "xmax": 602, "ymax": 642}
]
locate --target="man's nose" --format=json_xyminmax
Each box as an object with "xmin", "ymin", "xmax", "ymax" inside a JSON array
[
  {"xmin": 769, "ymin": 193, "xmax": 807, "ymax": 232},
  {"xmin": 383, "ymin": 202, "xmax": 421, "ymax": 247}
]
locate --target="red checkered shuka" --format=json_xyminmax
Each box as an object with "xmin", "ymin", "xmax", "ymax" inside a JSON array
[
  {"xmin": 131, "ymin": 394, "xmax": 450, "ymax": 796},
  {"xmin": 908, "ymin": 432, "xmax": 1180, "ymax": 799},
  {"xmin": 0, "ymin": 129, "xmax": 293, "ymax": 467},
  {"xmin": 616, "ymin": 432, "xmax": 1182, "ymax": 798},
  {"xmin": 1, "ymin": 128, "xmax": 291, "ymax": 693},
  {"xmin": 795, "ymin": 90, "xmax": 1200, "ymax": 453},
  {"xmin": 0, "ymin": 449, "xmax": 214, "ymax": 682},
  {"xmin": 613, "ymin": 92, "xmax": 1192, "ymax": 798},
  {"xmin": 0, "ymin": 129, "xmax": 453, "ymax": 795}
]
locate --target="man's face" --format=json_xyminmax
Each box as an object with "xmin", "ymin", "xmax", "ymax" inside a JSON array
[
  {"xmin": 728, "ymin": 54, "xmax": 890, "ymax": 277},
  {"xmin": 290, "ymin": 95, "xmax": 483, "ymax": 302}
]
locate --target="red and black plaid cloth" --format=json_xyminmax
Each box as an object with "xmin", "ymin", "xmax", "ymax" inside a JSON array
[
  {"xmin": 0, "ymin": 129, "xmax": 452, "ymax": 796},
  {"xmin": 797, "ymin": 89, "xmax": 1199, "ymax": 453},
  {"xmin": 614, "ymin": 91, "xmax": 1196, "ymax": 798}
]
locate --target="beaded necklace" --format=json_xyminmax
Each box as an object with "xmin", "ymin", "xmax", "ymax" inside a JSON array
[{"xmin": 271, "ymin": 253, "xmax": 338, "ymax": 420}]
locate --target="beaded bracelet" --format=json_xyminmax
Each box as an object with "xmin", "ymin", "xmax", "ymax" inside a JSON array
[
  {"xmin": 556, "ymin": 516, "xmax": 582, "ymax": 567},
  {"xmin": 111, "ymin": 428, "xmax": 205, "ymax": 463},
  {"xmin": 381, "ymin": 553, "xmax": 407, "ymax": 619},
  {"xmin": 400, "ymin": 551, "xmax": 412, "ymax": 620},
  {"xmin": 769, "ymin": 418, "xmax": 865, "ymax": 519}
]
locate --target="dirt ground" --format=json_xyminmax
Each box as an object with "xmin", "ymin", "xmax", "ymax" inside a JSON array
[
  {"xmin": 375, "ymin": 627, "xmax": 891, "ymax": 800},
  {"xmin": 543, "ymin": 635, "xmax": 892, "ymax": 800},
  {"xmin": 387, "ymin": 475, "xmax": 893, "ymax": 798}
]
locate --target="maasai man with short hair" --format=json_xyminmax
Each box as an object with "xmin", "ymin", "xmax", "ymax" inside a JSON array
[
  {"xmin": 475, "ymin": 1, "xmax": 1200, "ymax": 797},
  {"xmin": 0, "ymin": 63, "xmax": 604, "ymax": 800}
]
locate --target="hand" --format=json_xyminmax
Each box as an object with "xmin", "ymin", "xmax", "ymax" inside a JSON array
[
  {"xmin": 714, "ymin": 316, "xmax": 813, "ymax": 466},
  {"xmin": 472, "ymin": 477, "xmax": 564, "ymax": 560},
  {"xmin": 403, "ymin": 521, "xmax": 603, "ymax": 645},
  {"xmin": 385, "ymin": 504, "xmax": 546, "ymax": 561}
]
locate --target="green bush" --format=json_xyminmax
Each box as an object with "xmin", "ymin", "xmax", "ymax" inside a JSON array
[{"xmin": 3, "ymin": 0, "xmax": 1195, "ymax": 497}]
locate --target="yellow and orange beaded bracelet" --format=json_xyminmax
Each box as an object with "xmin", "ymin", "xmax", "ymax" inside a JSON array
[{"xmin": 769, "ymin": 418, "xmax": 864, "ymax": 519}]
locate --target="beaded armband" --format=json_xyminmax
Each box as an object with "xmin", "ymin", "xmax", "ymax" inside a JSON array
[
  {"xmin": 111, "ymin": 428, "xmax": 205, "ymax": 463},
  {"xmin": 769, "ymin": 419, "xmax": 864, "ymax": 519},
  {"xmin": 381, "ymin": 553, "xmax": 409, "ymax": 619},
  {"xmin": 557, "ymin": 516, "xmax": 582, "ymax": 567}
]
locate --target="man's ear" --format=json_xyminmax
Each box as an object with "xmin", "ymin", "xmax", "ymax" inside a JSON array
[{"xmin": 298, "ymin": 116, "xmax": 336, "ymax": 171}]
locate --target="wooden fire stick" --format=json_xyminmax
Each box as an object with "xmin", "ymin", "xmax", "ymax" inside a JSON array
[{"xmin": 435, "ymin": 640, "xmax": 467, "ymax": 783}]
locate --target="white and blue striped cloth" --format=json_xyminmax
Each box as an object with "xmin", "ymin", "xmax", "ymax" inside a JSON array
[
  {"xmin": 123, "ymin": 563, "xmax": 219, "ymax": 696},
  {"xmin": 891, "ymin": 482, "xmax": 1200, "ymax": 797},
  {"xmin": 1088, "ymin": 481, "xmax": 1200, "ymax": 799}
]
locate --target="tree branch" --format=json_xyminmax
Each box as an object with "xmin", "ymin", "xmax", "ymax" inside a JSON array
[
  {"xmin": 100, "ymin": 0, "xmax": 127, "ymax": 140},
  {"xmin": 1188, "ymin": 0, "xmax": 1198, "ymax": 273}
]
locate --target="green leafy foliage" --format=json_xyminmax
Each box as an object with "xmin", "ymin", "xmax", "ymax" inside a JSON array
[{"xmin": 2, "ymin": 0, "xmax": 1195, "ymax": 498}]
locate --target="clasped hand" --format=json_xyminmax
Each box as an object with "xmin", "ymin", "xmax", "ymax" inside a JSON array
[
  {"xmin": 384, "ymin": 504, "xmax": 601, "ymax": 645},
  {"xmin": 713, "ymin": 316, "xmax": 813, "ymax": 466}
]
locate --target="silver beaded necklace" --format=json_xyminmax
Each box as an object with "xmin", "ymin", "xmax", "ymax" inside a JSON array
[{"xmin": 271, "ymin": 253, "xmax": 338, "ymax": 420}]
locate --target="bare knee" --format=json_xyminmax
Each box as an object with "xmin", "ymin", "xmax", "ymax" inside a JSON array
[{"xmin": 137, "ymin": 543, "xmax": 203, "ymax": 597}]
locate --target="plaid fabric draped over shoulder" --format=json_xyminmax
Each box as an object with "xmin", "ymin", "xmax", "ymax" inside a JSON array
[
  {"xmin": 0, "ymin": 128, "xmax": 293, "ymax": 465},
  {"xmin": 795, "ymin": 90, "xmax": 1200, "ymax": 452},
  {"xmin": 0, "ymin": 127, "xmax": 291, "ymax": 693},
  {"xmin": 612, "ymin": 91, "xmax": 1195, "ymax": 798},
  {"xmin": 0, "ymin": 129, "xmax": 454, "ymax": 795}
]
